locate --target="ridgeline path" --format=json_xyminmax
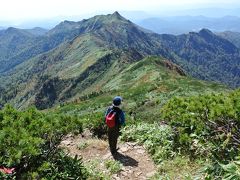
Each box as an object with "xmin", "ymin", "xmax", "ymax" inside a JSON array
[{"xmin": 60, "ymin": 130, "xmax": 157, "ymax": 179}]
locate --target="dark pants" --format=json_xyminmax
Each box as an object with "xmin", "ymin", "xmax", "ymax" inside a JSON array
[{"xmin": 108, "ymin": 125, "xmax": 120, "ymax": 154}]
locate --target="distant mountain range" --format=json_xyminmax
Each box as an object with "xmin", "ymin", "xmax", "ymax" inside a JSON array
[
  {"xmin": 0, "ymin": 12, "xmax": 239, "ymax": 109},
  {"xmin": 156, "ymin": 29, "xmax": 240, "ymax": 87},
  {"xmin": 24, "ymin": 27, "xmax": 48, "ymax": 36},
  {"xmin": 137, "ymin": 16, "xmax": 240, "ymax": 35}
]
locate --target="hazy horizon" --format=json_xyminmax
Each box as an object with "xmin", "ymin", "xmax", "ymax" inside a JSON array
[{"xmin": 0, "ymin": 0, "xmax": 240, "ymax": 29}]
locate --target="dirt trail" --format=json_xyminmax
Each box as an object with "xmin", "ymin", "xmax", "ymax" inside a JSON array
[{"xmin": 60, "ymin": 130, "xmax": 157, "ymax": 179}]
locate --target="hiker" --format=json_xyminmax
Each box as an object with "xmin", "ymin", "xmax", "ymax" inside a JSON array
[{"xmin": 105, "ymin": 96, "xmax": 125, "ymax": 155}]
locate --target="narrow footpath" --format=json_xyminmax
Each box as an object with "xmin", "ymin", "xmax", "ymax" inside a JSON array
[{"xmin": 60, "ymin": 130, "xmax": 157, "ymax": 179}]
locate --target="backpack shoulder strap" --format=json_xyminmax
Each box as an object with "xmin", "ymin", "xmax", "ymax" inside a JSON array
[{"xmin": 106, "ymin": 106, "xmax": 114, "ymax": 116}]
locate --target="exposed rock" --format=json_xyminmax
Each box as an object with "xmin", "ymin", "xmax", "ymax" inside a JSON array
[
  {"xmin": 112, "ymin": 174, "xmax": 121, "ymax": 180},
  {"xmin": 128, "ymin": 170, "xmax": 133, "ymax": 174},
  {"xmin": 127, "ymin": 142, "xmax": 137, "ymax": 146},
  {"xmin": 146, "ymin": 171, "xmax": 156, "ymax": 177},
  {"xmin": 120, "ymin": 146, "xmax": 129, "ymax": 152},
  {"xmin": 61, "ymin": 140, "xmax": 72, "ymax": 146},
  {"xmin": 136, "ymin": 149, "xmax": 145, "ymax": 154},
  {"xmin": 135, "ymin": 171, "xmax": 142, "ymax": 176},
  {"xmin": 121, "ymin": 171, "xmax": 128, "ymax": 176}
]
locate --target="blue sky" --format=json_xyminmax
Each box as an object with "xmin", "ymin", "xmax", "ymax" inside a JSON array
[{"xmin": 0, "ymin": 0, "xmax": 239, "ymax": 25}]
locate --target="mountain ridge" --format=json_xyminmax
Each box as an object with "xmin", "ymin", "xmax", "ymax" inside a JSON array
[
  {"xmin": 0, "ymin": 12, "xmax": 237, "ymax": 109},
  {"xmin": 218, "ymin": 31, "xmax": 240, "ymax": 48},
  {"xmin": 156, "ymin": 29, "xmax": 240, "ymax": 87}
]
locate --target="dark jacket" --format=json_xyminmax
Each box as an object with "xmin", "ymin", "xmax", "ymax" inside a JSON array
[{"xmin": 105, "ymin": 106, "xmax": 125, "ymax": 126}]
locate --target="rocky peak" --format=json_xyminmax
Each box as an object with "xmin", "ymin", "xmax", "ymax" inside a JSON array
[
  {"xmin": 198, "ymin": 28, "xmax": 215, "ymax": 39},
  {"xmin": 112, "ymin": 11, "xmax": 121, "ymax": 17},
  {"xmin": 111, "ymin": 11, "xmax": 125, "ymax": 20}
]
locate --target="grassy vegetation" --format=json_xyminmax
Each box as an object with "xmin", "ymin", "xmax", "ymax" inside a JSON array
[
  {"xmin": 0, "ymin": 53, "xmax": 235, "ymax": 179},
  {"xmin": 120, "ymin": 89, "xmax": 240, "ymax": 178},
  {"xmin": 0, "ymin": 105, "xmax": 88, "ymax": 179},
  {"xmin": 1, "ymin": 12, "xmax": 239, "ymax": 111},
  {"xmin": 121, "ymin": 123, "xmax": 174, "ymax": 164},
  {"xmin": 54, "ymin": 56, "xmax": 228, "ymax": 124},
  {"xmin": 104, "ymin": 159, "xmax": 123, "ymax": 174},
  {"xmin": 1, "ymin": 12, "xmax": 240, "ymax": 179},
  {"xmin": 23, "ymin": 56, "xmax": 229, "ymax": 179},
  {"xmin": 0, "ymin": 85, "xmax": 238, "ymax": 178},
  {"xmin": 152, "ymin": 156, "xmax": 205, "ymax": 179}
]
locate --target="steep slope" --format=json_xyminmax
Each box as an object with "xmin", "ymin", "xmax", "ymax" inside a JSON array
[
  {"xmin": 0, "ymin": 12, "xmax": 173, "ymax": 109},
  {"xmin": 25, "ymin": 27, "xmax": 48, "ymax": 36},
  {"xmin": 218, "ymin": 31, "xmax": 240, "ymax": 48},
  {"xmin": 0, "ymin": 33, "xmax": 109, "ymax": 108},
  {"xmin": 156, "ymin": 29, "xmax": 240, "ymax": 87},
  {"xmin": 47, "ymin": 12, "xmax": 170, "ymax": 57},
  {"xmin": 55, "ymin": 56, "xmax": 228, "ymax": 122},
  {"xmin": 0, "ymin": 26, "xmax": 79, "ymax": 73},
  {"xmin": 0, "ymin": 27, "xmax": 35, "ymax": 70},
  {"xmin": 0, "ymin": 30, "xmax": 145, "ymax": 109},
  {"xmin": 0, "ymin": 12, "xmax": 171, "ymax": 74},
  {"xmin": 0, "ymin": 12, "xmax": 236, "ymax": 109}
]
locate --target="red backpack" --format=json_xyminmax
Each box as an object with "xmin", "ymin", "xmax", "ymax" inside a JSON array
[{"xmin": 105, "ymin": 110, "xmax": 116, "ymax": 128}]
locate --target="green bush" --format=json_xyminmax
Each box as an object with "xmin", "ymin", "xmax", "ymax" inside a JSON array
[
  {"xmin": 80, "ymin": 112, "xmax": 107, "ymax": 138},
  {"xmin": 161, "ymin": 89, "xmax": 240, "ymax": 160},
  {"xmin": 0, "ymin": 105, "xmax": 85, "ymax": 178},
  {"xmin": 201, "ymin": 157, "xmax": 240, "ymax": 179},
  {"xmin": 24, "ymin": 151, "xmax": 88, "ymax": 179},
  {"xmin": 121, "ymin": 122, "xmax": 174, "ymax": 163},
  {"xmin": 221, "ymin": 159, "xmax": 240, "ymax": 179}
]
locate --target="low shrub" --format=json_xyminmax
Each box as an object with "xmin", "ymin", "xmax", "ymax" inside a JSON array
[
  {"xmin": 104, "ymin": 159, "xmax": 123, "ymax": 174},
  {"xmin": 161, "ymin": 89, "xmax": 240, "ymax": 160},
  {"xmin": 80, "ymin": 112, "xmax": 107, "ymax": 138},
  {"xmin": 22, "ymin": 151, "xmax": 88, "ymax": 179},
  {"xmin": 0, "ymin": 105, "xmax": 85, "ymax": 178},
  {"xmin": 121, "ymin": 122, "xmax": 174, "ymax": 163}
]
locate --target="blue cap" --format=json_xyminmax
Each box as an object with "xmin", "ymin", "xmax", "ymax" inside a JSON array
[{"xmin": 113, "ymin": 96, "xmax": 122, "ymax": 106}]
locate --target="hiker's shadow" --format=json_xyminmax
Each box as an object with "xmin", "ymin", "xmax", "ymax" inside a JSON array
[{"xmin": 113, "ymin": 152, "xmax": 138, "ymax": 167}]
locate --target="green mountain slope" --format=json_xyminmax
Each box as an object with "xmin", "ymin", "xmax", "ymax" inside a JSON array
[
  {"xmin": 0, "ymin": 12, "xmax": 171, "ymax": 74},
  {"xmin": 0, "ymin": 27, "xmax": 35, "ymax": 69},
  {"xmin": 1, "ymin": 12, "xmax": 240, "ymax": 87},
  {"xmin": 0, "ymin": 12, "xmax": 237, "ymax": 109},
  {"xmin": 218, "ymin": 31, "xmax": 240, "ymax": 48},
  {"xmin": 54, "ymin": 56, "xmax": 228, "ymax": 121},
  {"xmin": 46, "ymin": 13, "xmax": 240, "ymax": 89},
  {"xmin": 25, "ymin": 27, "xmax": 48, "ymax": 36},
  {"xmin": 0, "ymin": 12, "xmax": 172, "ymax": 109},
  {"xmin": 156, "ymin": 29, "xmax": 240, "ymax": 87},
  {"xmin": 0, "ymin": 33, "xmax": 110, "ymax": 108}
]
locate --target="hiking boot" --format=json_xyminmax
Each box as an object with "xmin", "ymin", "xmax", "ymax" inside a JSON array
[
  {"xmin": 112, "ymin": 151, "xmax": 120, "ymax": 159},
  {"xmin": 110, "ymin": 147, "xmax": 119, "ymax": 155}
]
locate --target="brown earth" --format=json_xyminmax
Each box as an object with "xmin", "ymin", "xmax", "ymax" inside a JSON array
[{"xmin": 60, "ymin": 130, "xmax": 157, "ymax": 179}]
